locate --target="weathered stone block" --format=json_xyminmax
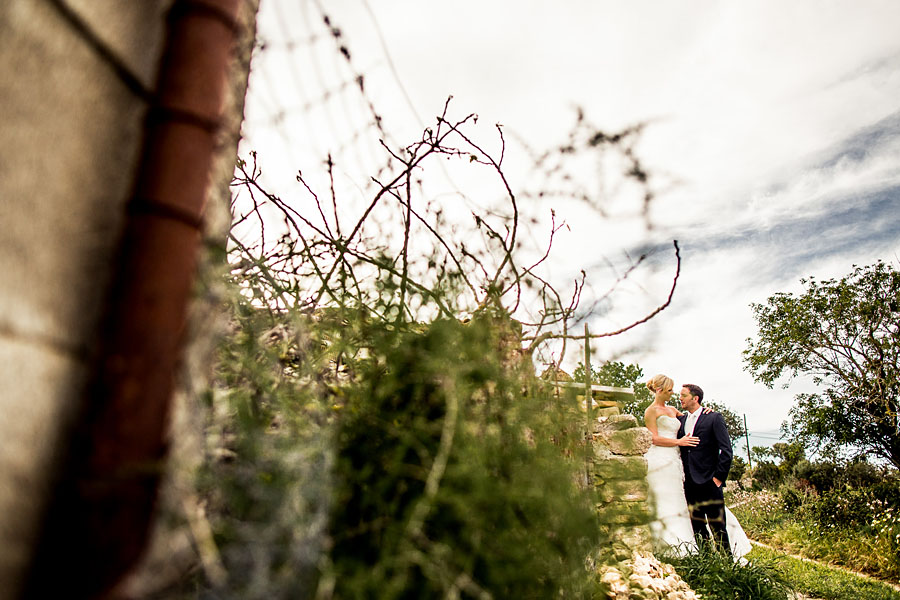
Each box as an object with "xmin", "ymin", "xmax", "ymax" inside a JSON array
[
  {"xmin": 607, "ymin": 413, "xmax": 638, "ymax": 427},
  {"xmin": 594, "ymin": 414, "xmax": 638, "ymax": 442},
  {"xmin": 596, "ymin": 478, "xmax": 649, "ymax": 503},
  {"xmin": 608, "ymin": 428, "xmax": 652, "ymax": 456},
  {"xmin": 614, "ymin": 524, "xmax": 653, "ymax": 553},
  {"xmin": 597, "ymin": 500, "xmax": 654, "ymax": 525},
  {"xmin": 593, "ymin": 443, "xmax": 612, "ymax": 460},
  {"xmin": 596, "ymin": 406, "xmax": 620, "ymax": 419},
  {"xmin": 593, "ymin": 455, "xmax": 647, "ymax": 480}
]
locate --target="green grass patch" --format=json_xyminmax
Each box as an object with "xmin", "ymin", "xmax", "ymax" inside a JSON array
[
  {"xmin": 730, "ymin": 489, "xmax": 900, "ymax": 583},
  {"xmin": 748, "ymin": 545, "xmax": 900, "ymax": 600},
  {"xmin": 659, "ymin": 542, "xmax": 792, "ymax": 600}
]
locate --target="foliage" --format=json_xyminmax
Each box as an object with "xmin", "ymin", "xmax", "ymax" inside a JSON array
[
  {"xmin": 182, "ymin": 103, "xmax": 689, "ymax": 597},
  {"xmin": 843, "ymin": 459, "xmax": 882, "ymax": 488},
  {"xmin": 328, "ymin": 316, "xmax": 604, "ymax": 598},
  {"xmin": 750, "ymin": 442, "xmax": 804, "ymax": 488},
  {"xmin": 748, "ymin": 545, "xmax": 900, "ymax": 600},
  {"xmin": 778, "ymin": 485, "xmax": 805, "ymax": 513},
  {"xmin": 198, "ymin": 284, "xmax": 608, "ymax": 598},
  {"xmin": 573, "ymin": 361, "xmax": 653, "ymax": 422},
  {"xmin": 792, "ymin": 459, "xmax": 839, "ymax": 492},
  {"xmin": 659, "ymin": 541, "xmax": 792, "ymax": 600},
  {"xmin": 730, "ymin": 482, "xmax": 900, "ymax": 583},
  {"xmin": 743, "ymin": 261, "xmax": 900, "ymax": 469},
  {"xmin": 704, "ymin": 400, "xmax": 746, "ymax": 443},
  {"xmin": 751, "ymin": 461, "xmax": 784, "ymax": 490},
  {"xmin": 571, "ymin": 361, "xmax": 747, "ymax": 440},
  {"xmin": 801, "ymin": 487, "xmax": 875, "ymax": 530},
  {"xmin": 730, "ymin": 455, "xmax": 747, "ymax": 486},
  {"xmin": 755, "ymin": 442, "xmax": 805, "ymax": 472}
]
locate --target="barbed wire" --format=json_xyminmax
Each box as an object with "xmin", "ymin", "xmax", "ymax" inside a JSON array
[{"xmin": 238, "ymin": 0, "xmax": 681, "ymax": 371}]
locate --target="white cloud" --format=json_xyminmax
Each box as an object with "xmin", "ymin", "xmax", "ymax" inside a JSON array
[{"xmin": 246, "ymin": 0, "xmax": 900, "ymax": 446}]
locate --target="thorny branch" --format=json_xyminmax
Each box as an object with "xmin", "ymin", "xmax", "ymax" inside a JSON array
[{"xmin": 229, "ymin": 99, "xmax": 682, "ymax": 369}]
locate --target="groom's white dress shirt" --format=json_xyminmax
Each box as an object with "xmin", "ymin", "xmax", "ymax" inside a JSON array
[{"xmin": 685, "ymin": 407, "xmax": 702, "ymax": 436}]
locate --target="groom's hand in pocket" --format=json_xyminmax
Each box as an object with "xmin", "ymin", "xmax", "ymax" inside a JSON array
[{"xmin": 712, "ymin": 477, "xmax": 722, "ymax": 487}]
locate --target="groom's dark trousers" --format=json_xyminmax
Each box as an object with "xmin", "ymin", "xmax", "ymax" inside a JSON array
[{"xmin": 678, "ymin": 411, "xmax": 733, "ymax": 553}]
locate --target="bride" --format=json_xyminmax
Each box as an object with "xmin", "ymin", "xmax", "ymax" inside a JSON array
[{"xmin": 643, "ymin": 374, "xmax": 751, "ymax": 558}]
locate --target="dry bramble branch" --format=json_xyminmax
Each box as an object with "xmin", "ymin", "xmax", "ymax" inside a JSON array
[{"xmin": 228, "ymin": 98, "xmax": 681, "ymax": 368}]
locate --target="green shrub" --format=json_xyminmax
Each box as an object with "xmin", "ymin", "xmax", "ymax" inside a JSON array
[
  {"xmin": 871, "ymin": 479, "xmax": 900, "ymax": 508},
  {"xmin": 752, "ymin": 461, "xmax": 783, "ymax": 490},
  {"xmin": 660, "ymin": 542, "xmax": 792, "ymax": 600},
  {"xmin": 802, "ymin": 488, "xmax": 873, "ymax": 530},
  {"xmin": 730, "ymin": 455, "xmax": 747, "ymax": 486},
  {"xmin": 327, "ymin": 316, "xmax": 604, "ymax": 599},
  {"xmin": 843, "ymin": 460, "xmax": 881, "ymax": 488},
  {"xmin": 779, "ymin": 485, "xmax": 805, "ymax": 513},
  {"xmin": 793, "ymin": 460, "xmax": 839, "ymax": 492}
]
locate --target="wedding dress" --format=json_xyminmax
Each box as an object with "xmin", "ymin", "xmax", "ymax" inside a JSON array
[{"xmin": 645, "ymin": 415, "xmax": 752, "ymax": 558}]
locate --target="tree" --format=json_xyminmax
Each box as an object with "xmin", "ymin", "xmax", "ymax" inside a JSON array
[
  {"xmin": 573, "ymin": 361, "xmax": 654, "ymax": 422},
  {"xmin": 743, "ymin": 261, "xmax": 900, "ymax": 470},
  {"xmin": 752, "ymin": 442, "xmax": 804, "ymax": 482},
  {"xmin": 703, "ymin": 400, "xmax": 746, "ymax": 444},
  {"xmin": 572, "ymin": 362, "xmax": 746, "ymax": 440},
  {"xmin": 730, "ymin": 455, "xmax": 747, "ymax": 488}
]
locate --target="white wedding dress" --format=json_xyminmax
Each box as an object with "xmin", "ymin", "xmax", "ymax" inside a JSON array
[{"xmin": 645, "ymin": 415, "xmax": 752, "ymax": 558}]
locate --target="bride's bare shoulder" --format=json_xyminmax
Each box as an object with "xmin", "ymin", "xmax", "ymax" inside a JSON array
[{"xmin": 658, "ymin": 407, "xmax": 680, "ymax": 420}]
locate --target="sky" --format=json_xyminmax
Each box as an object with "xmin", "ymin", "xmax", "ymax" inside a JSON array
[{"xmin": 243, "ymin": 0, "xmax": 900, "ymax": 454}]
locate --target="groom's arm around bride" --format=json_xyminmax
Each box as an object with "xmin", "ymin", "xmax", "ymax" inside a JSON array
[{"xmin": 677, "ymin": 384, "xmax": 733, "ymax": 552}]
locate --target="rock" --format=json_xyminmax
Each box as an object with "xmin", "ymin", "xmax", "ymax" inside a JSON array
[
  {"xmin": 599, "ymin": 566, "xmax": 630, "ymax": 599},
  {"xmin": 596, "ymin": 551, "xmax": 699, "ymax": 600},
  {"xmin": 617, "ymin": 525, "xmax": 653, "ymax": 553},
  {"xmin": 607, "ymin": 428, "xmax": 653, "ymax": 456},
  {"xmin": 607, "ymin": 414, "xmax": 639, "ymax": 427},
  {"xmin": 594, "ymin": 414, "xmax": 638, "ymax": 438},
  {"xmin": 596, "ymin": 406, "xmax": 621, "ymax": 419},
  {"xmin": 597, "ymin": 478, "xmax": 650, "ymax": 503},
  {"xmin": 598, "ymin": 500, "xmax": 655, "ymax": 525},
  {"xmin": 593, "ymin": 444, "xmax": 613, "ymax": 460},
  {"xmin": 593, "ymin": 455, "xmax": 648, "ymax": 480}
]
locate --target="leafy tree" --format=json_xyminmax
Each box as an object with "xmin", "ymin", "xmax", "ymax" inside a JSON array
[
  {"xmin": 743, "ymin": 262, "xmax": 900, "ymax": 470},
  {"xmin": 792, "ymin": 460, "xmax": 840, "ymax": 492},
  {"xmin": 753, "ymin": 442, "xmax": 805, "ymax": 472},
  {"xmin": 730, "ymin": 455, "xmax": 747, "ymax": 487},
  {"xmin": 573, "ymin": 361, "xmax": 654, "ymax": 422},
  {"xmin": 752, "ymin": 461, "xmax": 784, "ymax": 489},
  {"xmin": 751, "ymin": 442, "xmax": 804, "ymax": 486},
  {"xmin": 573, "ymin": 362, "xmax": 747, "ymax": 440},
  {"xmin": 703, "ymin": 400, "xmax": 746, "ymax": 443}
]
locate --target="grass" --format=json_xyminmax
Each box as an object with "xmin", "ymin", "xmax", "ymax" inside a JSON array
[
  {"xmin": 747, "ymin": 544, "xmax": 900, "ymax": 600},
  {"xmin": 729, "ymin": 488, "xmax": 900, "ymax": 583},
  {"xmin": 659, "ymin": 542, "xmax": 792, "ymax": 600},
  {"xmin": 659, "ymin": 542, "xmax": 900, "ymax": 600}
]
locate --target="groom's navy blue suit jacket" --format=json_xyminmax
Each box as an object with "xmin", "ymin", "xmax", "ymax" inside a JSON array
[{"xmin": 677, "ymin": 411, "xmax": 733, "ymax": 485}]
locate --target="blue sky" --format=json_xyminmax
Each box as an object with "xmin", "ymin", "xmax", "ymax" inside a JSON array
[{"xmin": 243, "ymin": 1, "xmax": 900, "ymax": 450}]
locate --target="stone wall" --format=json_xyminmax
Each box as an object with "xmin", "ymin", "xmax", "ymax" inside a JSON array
[
  {"xmin": 592, "ymin": 412, "xmax": 654, "ymax": 560},
  {"xmin": 0, "ymin": 3, "xmax": 171, "ymax": 595},
  {"xmin": 589, "ymin": 400, "xmax": 701, "ymax": 600},
  {"xmin": 0, "ymin": 1, "xmax": 257, "ymax": 596}
]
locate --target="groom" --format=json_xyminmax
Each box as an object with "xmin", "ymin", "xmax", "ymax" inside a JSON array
[{"xmin": 677, "ymin": 383, "xmax": 733, "ymax": 552}]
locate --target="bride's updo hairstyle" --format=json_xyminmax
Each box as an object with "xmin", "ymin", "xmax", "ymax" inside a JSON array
[{"xmin": 646, "ymin": 374, "xmax": 674, "ymax": 394}]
